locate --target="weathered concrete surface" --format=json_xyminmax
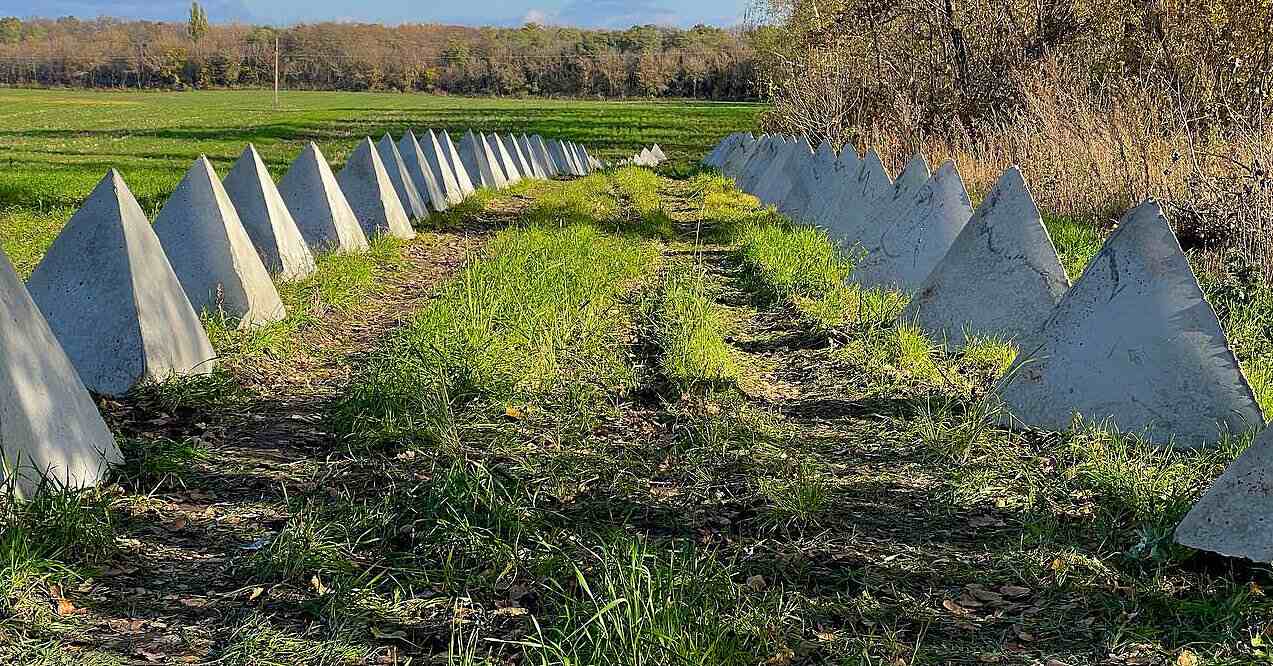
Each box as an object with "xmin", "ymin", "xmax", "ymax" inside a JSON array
[
  {"xmin": 28, "ymin": 170, "xmax": 215, "ymax": 396},
  {"xmin": 423, "ymin": 130, "xmax": 464, "ymax": 206},
  {"xmin": 703, "ymin": 134, "xmax": 737, "ymax": 167},
  {"xmin": 760, "ymin": 137, "xmax": 812, "ymax": 207},
  {"xmin": 441, "ymin": 130, "xmax": 476, "ymax": 196},
  {"xmin": 721, "ymin": 135, "xmax": 759, "ymax": 178},
  {"xmin": 994, "ymin": 200, "xmax": 1265, "ymax": 448},
  {"xmin": 559, "ymin": 141, "xmax": 582, "ymax": 175},
  {"xmin": 154, "ymin": 156, "xmax": 287, "ymax": 328},
  {"xmin": 854, "ymin": 160, "xmax": 972, "ymax": 291},
  {"xmin": 338, "ymin": 138, "xmax": 416, "ymax": 240},
  {"xmin": 1176, "ymin": 426, "xmax": 1273, "ymax": 562},
  {"xmin": 518, "ymin": 134, "xmax": 548, "ymax": 178},
  {"xmin": 398, "ymin": 130, "xmax": 449, "ymax": 213},
  {"xmin": 810, "ymin": 148, "xmax": 883, "ymax": 244},
  {"xmin": 738, "ymin": 136, "xmax": 781, "ymax": 192},
  {"xmin": 460, "ymin": 131, "xmax": 504, "ymax": 189},
  {"xmin": 651, "ymin": 143, "xmax": 667, "ymax": 162},
  {"xmin": 903, "ymin": 167, "xmax": 1070, "ymax": 349},
  {"xmin": 222, "ymin": 144, "xmax": 316, "ymax": 281},
  {"xmin": 490, "ymin": 133, "xmax": 522, "ymax": 183},
  {"xmin": 504, "ymin": 134, "xmax": 536, "ymax": 180},
  {"xmin": 779, "ymin": 140, "xmax": 838, "ymax": 222},
  {"xmin": 0, "ymin": 245, "xmax": 120, "ymax": 498},
  {"xmin": 278, "ymin": 142, "xmax": 370, "ymax": 254},
  {"xmin": 376, "ymin": 134, "xmax": 429, "ymax": 221},
  {"xmin": 841, "ymin": 152, "xmax": 931, "ymax": 245}
]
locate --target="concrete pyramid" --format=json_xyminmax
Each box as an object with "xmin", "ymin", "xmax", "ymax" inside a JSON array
[
  {"xmin": 338, "ymin": 138, "xmax": 416, "ymax": 240},
  {"xmin": 578, "ymin": 144, "xmax": 594, "ymax": 173},
  {"xmin": 278, "ymin": 142, "xmax": 370, "ymax": 254},
  {"xmin": 504, "ymin": 134, "xmax": 536, "ymax": 180},
  {"xmin": 535, "ymin": 135, "xmax": 561, "ymax": 176},
  {"xmin": 812, "ymin": 148, "xmax": 883, "ymax": 242},
  {"xmin": 0, "ymin": 245, "xmax": 120, "ymax": 498},
  {"xmin": 398, "ymin": 130, "xmax": 449, "ymax": 213},
  {"xmin": 779, "ymin": 139, "xmax": 837, "ymax": 220},
  {"xmin": 1175, "ymin": 427, "xmax": 1273, "ymax": 562},
  {"xmin": 483, "ymin": 133, "xmax": 512, "ymax": 187},
  {"xmin": 518, "ymin": 134, "xmax": 548, "ymax": 179},
  {"xmin": 422, "ymin": 130, "xmax": 464, "ymax": 206},
  {"xmin": 995, "ymin": 200, "xmax": 1264, "ymax": 448},
  {"xmin": 651, "ymin": 144, "xmax": 667, "ymax": 162},
  {"xmin": 28, "ymin": 170, "xmax": 215, "ymax": 396},
  {"xmin": 376, "ymin": 134, "xmax": 429, "ymax": 221},
  {"xmin": 458, "ymin": 131, "xmax": 498, "ymax": 189},
  {"xmin": 721, "ymin": 135, "xmax": 759, "ymax": 178},
  {"xmin": 154, "ymin": 156, "xmax": 287, "ymax": 328},
  {"xmin": 853, "ymin": 160, "xmax": 973, "ymax": 290},
  {"xmin": 571, "ymin": 144, "xmax": 589, "ymax": 173},
  {"xmin": 548, "ymin": 140, "xmax": 572, "ymax": 176},
  {"xmin": 222, "ymin": 144, "xmax": 317, "ymax": 281},
  {"xmin": 836, "ymin": 152, "xmax": 930, "ymax": 244},
  {"xmin": 739, "ymin": 136, "xmax": 783, "ymax": 192},
  {"xmin": 489, "ymin": 133, "xmax": 521, "ymax": 184},
  {"xmin": 902, "ymin": 167, "xmax": 1070, "ymax": 349},
  {"xmin": 758, "ymin": 137, "xmax": 811, "ymax": 206},
  {"xmin": 703, "ymin": 134, "xmax": 733, "ymax": 167},
  {"xmin": 441, "ymin": 130, "xmax": 476, "ymax": 196}
]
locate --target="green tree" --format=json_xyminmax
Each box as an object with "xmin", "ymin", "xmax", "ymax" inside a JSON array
[
  {"xmin": 0, "ymin": 17, "xmax": 21, "ymax": 44},
  {"xmin": 187, "ymin": 2, "xmax": 209, "ymax": 44}
]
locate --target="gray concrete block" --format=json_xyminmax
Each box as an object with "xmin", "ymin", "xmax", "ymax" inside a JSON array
[
  {"xmin": 518, "ymin": 134, "xmax": 549, "ymax": 179},
  {"xmin": 854, "ymin": 160, "xmax": 973, "ymax": 291},
  {"xmin": 535, "ymin": 135, "xmax": 561, "ymax": 176},
  {"xmin": 441, "ymin": 130, "xmax": 476, "ymax": 196},
  {"xmin": 504, "ymin": 134, "xmax": 536, "ymax": 180},
  {"xmin": 994, "ymin": 200, "xmax": 1265, "ymax": 448},
  {"xmin": 376, "ymin": 134, "xmax": 430, "ymax": 221},
  {"xmin": 423, "ymin": 129, "xmax": 465, "ymax": 206},
  {"xmin": 222, "ymin": 144, "xmax": 317, "ymax": 281},
  {"xmin": 721, "ymin": 135, "xmax": 759, "ymax": 178},
  {"xmin": 154, "ymin": 156, "xmax": 287, "ymax": 328},
  {"xmin": 903, "ymin": 166, "xmax": 1070, "ymax": 349},
  {"xmin": 398, "ymin": 130, "xmax": 448, "ymax": 213},
  {"xmin": 779, "ymin": 139, "xmax": 837, "ymax": 221},
  {"xmin": 28, "ymin": 170, "xmax": 215, "ymax": 396},
  {"xmin": 490, "ymin": 133, "xmax": 522, "ymax": 183},
  {"xmin": 338, "ymin": 138, "xmax": 416, "ymax": 240},
  {"xmin": 1176, "ymin": 426, "xmax": 1273, "ymax": 562},
  {"xmin": 0, "ymin": 244, "xmax": 120, "ymax": 498},
  {"xmin": 278, "ymin": 142, "xmax": 370, "ymax": 254}
]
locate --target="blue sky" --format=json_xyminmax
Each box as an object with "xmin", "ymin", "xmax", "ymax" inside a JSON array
[{"xmin": 3, "ymin": 0, "xmax": 751, "ymax": 28}]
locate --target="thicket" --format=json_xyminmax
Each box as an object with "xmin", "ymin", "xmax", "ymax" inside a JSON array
[
  {"xmin": 0, "ymin": 16, "xmax": 755, "ymax": 100},
  {"xmin": 749, "ymin": 0, "xmax": 1273, "ymax": 277}
]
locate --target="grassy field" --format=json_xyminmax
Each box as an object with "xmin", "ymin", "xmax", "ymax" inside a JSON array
[
  {"xmin": 1, "ymin": 89, "xmax": 1272, "ymax": 665},
  {"xmin": 0, "ymin": 88, "xmax": 760, "ymax": 275}
]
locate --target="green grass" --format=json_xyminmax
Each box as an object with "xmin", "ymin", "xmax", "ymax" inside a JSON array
[
  {"xmin": 205, "ymin": 235, "xmax": 407, "ymax": 363},
  {"xmin": 0, "ymin": 88, "xmax": 758, "ymax": 274},
  {"xmin": 645, "ymin": 260, "xmax": 738, "ymax": 389},
  {"xmin": 334, "ymin": 173, "xmax": 659, "ymax": 446}
]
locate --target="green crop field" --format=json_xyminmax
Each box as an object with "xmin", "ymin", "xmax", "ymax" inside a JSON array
[{"xmin": 0, "ymin": 88, "xmax": 761, "ymax": 275}]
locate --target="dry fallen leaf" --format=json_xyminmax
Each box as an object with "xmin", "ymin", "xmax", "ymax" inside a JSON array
[
  {"xmin": 1177, "ymin": 650, "xmax": 1198, "ymax": 666},
  {"xmin": 746, "ymin": 575, "xmax": 767, "ymax": 592},
  {"xmin": 505, "ymin": 405, "xmax": 524, "ymax": 420},
  {"xmin": 942, "ymin": 599, "xmax": 965, "ymax": 614},
  {"xmin": 55, "ymin": 597, "xmax": 77, "ymax": 616},
  {"xmin": 310, "ymin": 575, "xmax": 328, "ymax": 596},
  {"xmin": 247, "ymin": 587, "xmax": 264, "ymax": 601},
  {"xmin": 168, "ymin": 516, "xmax": 188, "ymax": 531}
]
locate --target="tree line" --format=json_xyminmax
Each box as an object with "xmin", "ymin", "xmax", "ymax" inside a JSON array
[{"xmin": 0, "ymin": 14, "xmax": 757, "ymax": 100}]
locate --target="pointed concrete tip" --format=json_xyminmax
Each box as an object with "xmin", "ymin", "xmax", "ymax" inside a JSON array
[
  {"xmin": 904, "ymin": 163, "xmax": 1067, "ymax": 349},
  {"xmin": 224, "ymin": 141, "xmax": 316, "ymax": 281},
  {"xmin": 994, "ymin": 198, "xmax": 1265, "ymax": 447},
  {"xmin": 1176, "ymin": 427, "xmax": 1273, "ymax": 563},
  {"xmin": 29, "ymin": 167, "xmax": 215, "ymax": 396}
]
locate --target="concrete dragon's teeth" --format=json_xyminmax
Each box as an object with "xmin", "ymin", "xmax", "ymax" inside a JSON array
[
  {"xmin": 154, "ymin": 155, "xmax": 287, "ymax": 328},
  {"xmin": 27, "ymin": 170, "xmax": 216, "ymax": 396},
  {"xmin": 222, "ymin": 144, "xmax": 316, "ymax": 281},
  {"xmin": 993, "ymin": 200, "xmax": 1265, "ymax": 448},
  {"xmin": 376, "ymin": 134, "xmax": 430, "ymax": 221},
  {"xmin": 903, "ymin": 166, "xmax": 1070, "ymax": 349},
  {"xmin": 338, "ymin": 137, "xmax": 416, "ymax": 240},
  {"xmin": 278, "ymin": 142, "xmax": 370, "ymax": 254}
]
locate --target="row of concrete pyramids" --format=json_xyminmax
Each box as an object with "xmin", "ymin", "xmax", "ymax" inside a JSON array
[
  {"xmin": 705, "ymin": 132, "xmax": 1273, "ymax": 564},
  {"xmin": 0, "ymin": 130, "xmax": 599, "ymax": 498},
  {"xmin": 615, "ymin": 144, "xmax": 667, "ymax": 168}
]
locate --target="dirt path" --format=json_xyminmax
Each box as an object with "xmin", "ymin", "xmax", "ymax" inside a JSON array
[{"xmin": 67, "ymin": 224, "xmax": 495, "ymax": 664}]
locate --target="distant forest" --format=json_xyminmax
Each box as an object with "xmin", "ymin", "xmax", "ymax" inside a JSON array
[{"xmin": 0, "ymin": 16, "xmax": 758, "ymax": 100}]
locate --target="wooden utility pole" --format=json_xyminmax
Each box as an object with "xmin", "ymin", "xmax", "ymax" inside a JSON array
[{"xmin": 274, "ymin": 35, "xmax": 280, "ymax": 109}]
